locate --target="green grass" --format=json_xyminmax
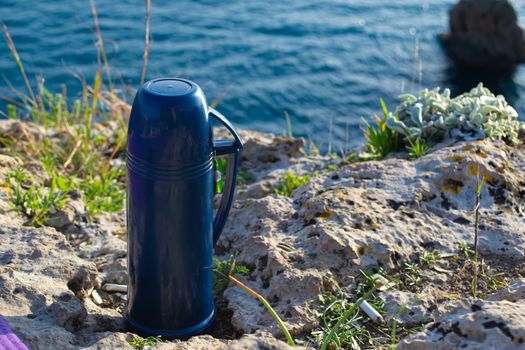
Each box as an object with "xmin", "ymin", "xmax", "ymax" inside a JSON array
[
  {"xmin": 406, "ymin": 136, "xmax": 431, "ymax": 160},
  {"xmin": 274, "ymin": 171, "xmax": 311, "ymax": 197},
  {"xmin": 403, "ymin": 263, "xmax": 421, "ymax": 287},
  {"xmin": 362, "ymin": 99, "xmax": 400, "ymax": 159},
  {"xmin": 458, "ymin": 241, "xmax": 474, "ymax": 258},
  {"xmin": 325, "ymin": 164, "xmax": 339, "ymax": 172},
  {"xmin": 313, "ymin": 291, "xmax": 372, "ymax": 350},
  {"xmin": 8, "ymin": 182, "xmax": 69, "ymax": 227},
  {"xmin": 2, "ymin": 89, "xmax": 127, "ymax": 222},
  {"xmin": 420, "ymin": 250, "xmax": 442, "ymax": 267},
  {"xmin": 213, "ymin": 255, "xmax": 250, "ymax": 295},
  {"xmin": 1, "ymin": 21, "xmax": 128, "ymax": 224},
  {"xmin": 80, "ymin": 167, "xmax": 126, "ymax": 218},
  {"xmin": 128, "ymin": 336, "xmax": 163, "ymax": 349}
]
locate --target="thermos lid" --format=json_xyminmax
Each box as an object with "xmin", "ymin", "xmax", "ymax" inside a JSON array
[
  {"xmin": 147, "ymin": 78, "xmax": 194, "ymax": 96},
  {"xmin": 127, "ymin": 78, "xmax": 213, "ymax": 168}
]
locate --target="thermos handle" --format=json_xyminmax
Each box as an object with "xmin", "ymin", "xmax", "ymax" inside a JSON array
[{"xmin": 209, "ymin": 107, "xmax": 243, "ymax": 246}]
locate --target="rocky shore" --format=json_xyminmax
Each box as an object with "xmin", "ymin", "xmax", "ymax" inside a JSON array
[{"xmin": 0, "ymin": 118, "xmax": 524, "ymax": 349}]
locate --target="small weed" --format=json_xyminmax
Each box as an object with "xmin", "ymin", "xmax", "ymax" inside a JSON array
[
  {"xmin": 313, "ymin": 291, "xmax": 374, "ymax": 350},
  {"xmin": 403, "ymin": 263, "xmax": 421, "ymax": 286},
  {"xmin": 213, "ymin": 255, "xmax": 249, "ymax": 295},
  {"xmin": 128, "ymin": 336, "xmax": 163, "ymax": 349},
  {"xmin": 391, "ymin": 299, "xmax": 421, "ymax": 350},
  {"xmin": 420, "ymin": 250, "xmax": 442, "ymax": 267},
  {"xmin": 341, "ymin": 153, "xmax": 358, "ymax": 165},
  {"xmin": 406, "ymin": 136, "xmax": 431, "ymax": 160},
  {"xmin": 9, "ymin": 185, "xmax": 68, "ymax": 227},
  {"xmin": 325, "ymin": 165, "xmax": 339, "ymax": 172},
  {"xmin": 458, "ymin": 241, "xmax": 474, "ymax": 258},
  {"xmin": 403, "ymin": 263, "xmax": 420, "ymax": 276},
  {"xmin": 274, "ymin": 171, "xmax": 311, "ymax": 197},
  {"xmin": 7, "ymin": 168, "xmax": 30, "ymax": 184},
  {"xmin": 80, "ymin": 167, "xmax": 125, "ymax": 218},
  {"xmin": 359, "ymin": 269, "xmax": 382, "ymax": 292},
  {"xmin": 361, "ymin": 99, "xmax": 400, "ymax": 159}
]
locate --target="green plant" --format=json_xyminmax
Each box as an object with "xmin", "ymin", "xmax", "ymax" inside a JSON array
[
  {"xmin": 274, "ymin": 171, "xmax": 311, "ymax": 197},
  {"xmin": 406, "ymin": 136, "xmax": 431, "ymax": 160},
  {"xmin": 128, "ymin": 335, "xmax": 163, "ymax": 349},
  {"xmin": 313, "ymin": 291, "xmax": 374, "ymax": 350},
  {"xmin": 403, "ymin": 263, "xmax": 421, "ymax": 286},
  {"xmin": 362, "ymin": 99, "xmax": 400, "ymax": 159},
  {"xmin": 420, "ymin": 250, "xmax": 442, "ymax": 267},
  {"xmin": 9, "ymin": 185, "xmax": 68, "ymax": 227},
  {"xmin": 387, "ymin": 83, "xmax": 525, "ymax": 145},
  {"xmin": 7, "ymin": 168, "xmax": 30, "ymax": 184},
  {"xmin": 359, "ymin": 269, "xmax": 382, "ymax": 291},
  {"xmin": 2, "ymin": 14, "xmax": 129, "ymax": 225},
  {"xmin": 80, "ymin": 167, "xmax": 125, "ymax": 218},
  {"xmin": 319, "ymin": 286, "xmax": 378, "ymax": 350},
  {"xmin": 325, "ymin": 165, "xmax": 339, "ymax": 172},
  {"xmin": 213, "ymin": 255, "xmax": 249, "ymax": 294},
  {"xmin": 403, "ymin": 263, "xmax": 420, "ymax": 275},
  {"xmin": 458, "ymin": 241, "xmax": 474, "ymax": 258}
]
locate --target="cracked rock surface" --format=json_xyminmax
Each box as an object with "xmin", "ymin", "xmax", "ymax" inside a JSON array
[
  {"xmin": 398, "ymin": 300, "xmax": 525, "ymax": 350},
  {"xmin": 219, "ymin": 138, "xmax": 525, "ymax": 336},
  {"xmin": 0, "ymin": 122, "xmax": 523, "ymax": 349}
]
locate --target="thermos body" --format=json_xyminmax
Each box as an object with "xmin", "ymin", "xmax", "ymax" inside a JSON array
[{"xmin": 126, "ymin": 78, "xmax": 243, "ymax": 338}]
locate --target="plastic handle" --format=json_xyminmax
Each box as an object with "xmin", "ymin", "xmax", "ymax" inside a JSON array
[{"xmin": 210, "ymin": 107, "xmax": 243, "ymax": 246}]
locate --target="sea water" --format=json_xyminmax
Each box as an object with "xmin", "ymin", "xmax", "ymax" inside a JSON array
[{"xmin": 1, "ymin": 0, "xmax": 524, "ymax": 149}]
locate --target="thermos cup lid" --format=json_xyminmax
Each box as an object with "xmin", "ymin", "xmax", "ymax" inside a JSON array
[
  {"xmin": 127, "ymin": 78, "xmax": 213, "ymax": 166},
  {"xmin": 146, "ymin": 78, "xmax": 194, "ymax": 96}
]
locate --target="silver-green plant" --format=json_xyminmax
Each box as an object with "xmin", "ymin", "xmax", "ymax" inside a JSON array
[{"xmin": 387, "ymin": 83, "xmax": 525, "ymax": 145}]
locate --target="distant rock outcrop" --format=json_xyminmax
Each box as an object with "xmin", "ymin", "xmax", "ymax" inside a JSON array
[{"xmin": 440, "ymin": 0, "xmax": 525, "ymax": 72}]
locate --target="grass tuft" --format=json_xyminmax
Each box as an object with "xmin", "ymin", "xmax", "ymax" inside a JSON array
[
  {"xmin": 8, "ymin": 181, "xmax": 69, "ymax": 227},
  {"xmin": 128, "ymin": 336, "xmax": 163, "ymax": 349},
  {"xmin": 406, "ymin": 136, "xmax": 431, "ymax": 160},
  {"xmin": 361, "ymin": 99, "xmax": 400, "ymax": 159},
  {"xmin": 274, "ymin": 171, "xmax": 311, "ymax": 197}
]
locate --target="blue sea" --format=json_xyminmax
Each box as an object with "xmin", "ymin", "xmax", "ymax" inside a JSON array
[{"xmin": 1, "ymin": 0, "xmax": 525, "ymax": 150}]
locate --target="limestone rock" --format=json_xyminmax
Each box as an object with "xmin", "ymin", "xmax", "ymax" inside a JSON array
[
  {"xmin": 440, "ymin": 0, "xmax": 525, "ymax": 71},
  {"xmin": 379, "ymin": 290, "xmax": 435, "ymax": 326},
  {"xmin": 153, "ymin": 335, "xmax": 230, "ymax": 349},
  {"xmin": 218, "ymin": 138, "xmax": 525, "ymax": 335},
  {"xmin": 226, "ymin": 331, "xmax": 309, "ymax": 349},
  {"xmin": 0, "ymin": 125, "xmax": 524, "ymax": 349},
  {"xmin": 82, "ymin": 332, "xmax": 135, "ymax": 350},
  {"xmin": 46, "ymin": 202, "xmax": 76, "ymax": 229},
  {"xmin": 398, "ymin": 300, "xmax": 525, "ymax": 349},
  {"xmin": 0, "ymin": 225, "xmax": 101, "ymax": 349}
]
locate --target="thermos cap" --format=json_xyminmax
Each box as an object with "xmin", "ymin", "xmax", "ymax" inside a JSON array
[
  {"xmin": 146, "ymin": 78, "xmax": 194, "ymax": 96},
  {"xmin": 127, "ymin": 78, "xmax": 211, "ymax": 166}
]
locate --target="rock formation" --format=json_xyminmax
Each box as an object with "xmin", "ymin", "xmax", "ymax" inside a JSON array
[
  {"xmin": 440, "ymin": 0, "xmax": 525, "ymax": 71},
  {"xmin": 0, "ymin": 118, "xmax": 524, "ymax": 349}
]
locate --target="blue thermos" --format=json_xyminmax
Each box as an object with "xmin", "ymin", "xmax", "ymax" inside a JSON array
[{"xmin": 125, "ymin": 78, "xmax": 243, "ymax": 338}]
